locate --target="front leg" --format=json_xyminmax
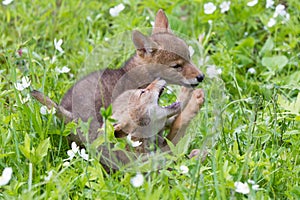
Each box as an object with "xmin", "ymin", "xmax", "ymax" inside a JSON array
[
  {"xmin": 177, "ymin": 86, "xmax": 193, "ymax": 110},
  {"xmin": 166, "ymin": 89, "xmax": 205, "ymax": 145}
]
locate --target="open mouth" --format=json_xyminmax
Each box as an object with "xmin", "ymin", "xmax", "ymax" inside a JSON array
[
  {"xmin": 158, "ymin": 85, "xmax": 180, "ymax": 110},
  {"xmin": 158, "ymin": 86, "xmax": 164, "ymax": 98},
  {"xmin": 191, "ymin": 83, "xmax": 199, "ymax": 88}
]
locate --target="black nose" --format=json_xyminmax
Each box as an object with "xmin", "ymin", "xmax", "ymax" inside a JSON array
[{"xmin": 196, "ymin": 74, "xmax": 205, "ymax": 82}]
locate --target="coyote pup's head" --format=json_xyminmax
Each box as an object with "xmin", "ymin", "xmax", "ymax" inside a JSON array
[
  {"xmin": 112, "ymin": 79, "xmax": 181, "ymax": 139},
  {"xmin": 132, "ymin": 9, "xmax": 205, "ymax": 87}
]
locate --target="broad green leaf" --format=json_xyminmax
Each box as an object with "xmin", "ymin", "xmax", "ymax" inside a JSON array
[
  {"xmin": 259, "ymin": 37, "xmax": 274, "ymax": 56},
  {"xmin": 236, "ymin": 54, "xmax": 253, "ymax": 65},
  {"xmin": 235, "ymin": 37, "xmax": 255, "ymax": 51},
  {"xmin": 35, "ymin": 137, "xmax": 50, "ymax": 162},
  {"xmin": 104, "ymin": 121, "xmax": 117, "ymax": 142},
  {"xmin": 63, "ymin": 121, "xmax": 78, "ymax": 136},
  {"xmin": 262, "ymin": 55, "xmax": 289, "ymax": 71},
  {"xmin": 166, "ymin": 134, "xmax": 191, "ymax": 156},
  {"xmin": 19, "ymin": 134, "xmax": 31, "ymax": 160}
]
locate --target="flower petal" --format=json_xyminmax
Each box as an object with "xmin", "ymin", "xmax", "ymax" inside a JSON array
[
  {"xmin": 234, "ymin": 181, "xmax": 250, "ymax": 194},
  {"xmin": 71, "ymin": 142, "xmax": 78, "ymax": 153},
  {"xmin": 204, "ymin": 2, "xmax": 217, "ymax": 15},
  {"xmin": 130, "ymin": 173, "xmax": 144, "ymax": 187},
  {"xmin": 179, "ymin": 165, "xmax": 189, "ymax": 174},
  {"xmin": 109, "ymin": 3, "xmax": 125, "ymax": 17},
  {"xmin": 0, "ymin": 167, "xmax": 13, "ymax": 186},
  {"xmin": 247, "ymin": 0, "xmax": 258, "ymax": 7},
  {"xmin": 2, "ymin": 0, "xmax": 13, "ymax": 6}
]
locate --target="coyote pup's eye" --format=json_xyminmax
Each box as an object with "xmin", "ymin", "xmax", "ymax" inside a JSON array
[
  {"xmin": 140, "ymin": 90, "xmax": 146, "ymax": 96},
  {"xmin": 171, "ymin": 64, "xmax": 183, "ymax": 71}
]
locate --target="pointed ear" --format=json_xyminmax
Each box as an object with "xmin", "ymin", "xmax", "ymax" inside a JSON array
[
  {"xmin": 152, "ymin": 9, "xmax": 172, "ymax": 34},
  {"xmin": 132, "ymin": 30, "xmax": 157, "ymax": 56},
  {"xmin": 114, "ymin": 123, "xmax": 128, "ymax": 138}
]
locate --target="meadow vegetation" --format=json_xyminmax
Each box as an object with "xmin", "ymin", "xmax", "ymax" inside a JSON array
[{"xmin": 0, "ymin": 0, "xmax": 299, "ymax": 199}]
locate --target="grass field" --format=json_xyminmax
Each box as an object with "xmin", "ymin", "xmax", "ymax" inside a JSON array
[{"xmin": 1, "ymin": 0, "xmax": 299, "ymax": 199}]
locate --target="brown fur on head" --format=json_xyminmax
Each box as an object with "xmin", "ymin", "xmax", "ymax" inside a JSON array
[
  {"xmin": 112, "ymin": 79, "xmax": 181, "ymax": 139},
  {"xmin": 131, "ymin": 9, "xmax": 204, "ymax": 87}
]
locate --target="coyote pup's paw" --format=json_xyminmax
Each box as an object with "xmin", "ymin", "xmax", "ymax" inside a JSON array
[
  {"xmin": 183, "ymin": 89, "xmax": 204, "ymax": 116},
  {"xmin": 192, "ymin": 89, "xmax": 205, "ymax": 107}
]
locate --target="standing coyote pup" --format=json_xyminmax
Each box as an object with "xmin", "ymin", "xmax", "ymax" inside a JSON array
[
  {"xmin": 32, "ymin": 9, "xmax": 205, "ymax": 168},
  {"xmin": 59, "ymin": 9, "xmax": 204, "ymax": 144}
]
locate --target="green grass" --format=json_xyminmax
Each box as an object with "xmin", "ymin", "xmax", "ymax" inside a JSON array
[{"xmin": 1, "ymin": 0, "xmax": 300, "ymax": 199}]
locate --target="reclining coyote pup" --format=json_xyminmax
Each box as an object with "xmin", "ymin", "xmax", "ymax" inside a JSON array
[
  {"xmin": 112, "ymin": 79, "xmax": 204, "ymax": 153},
  {"xmin": 32, "ymin": 9, "xmax": 205, "ymax": 167}
]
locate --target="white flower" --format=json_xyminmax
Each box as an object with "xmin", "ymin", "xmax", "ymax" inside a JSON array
[
  {"xmin": 44, "ymin": 170, "xmax": 53, "ymax": 182},
  {"xmin": 40, "ymin": 106, "xmax": 48, "ymax": 115},
  {"xmin": 0, "ymin": 167, "xmax": 13, "ymax": 186},
  {"xmin": 266, "ymin": 0, "xmax": 274, "ymax": 8},
  {"xmin": 204, "ymin": 2, "xmax": 216, "ymax": 15},
  {"xmin": 79, "ymin": 148, "xmax": 89, "ymax": 161},
  {"xmin": 247, "ymin": 67, "xmax": 256, "ymax": 74},
  {"xmin": 130, "ymin": 173, "xmax": 144, "ymax": 187},
  {"xmin": 234, "ymin": 181, "xmax": 250, "ymax": 194},
  {"xmin": 40, "ymin": 106, "xmax": 56, "ymax": 115},
  {"xmin": 272, "ymin": 4, "xmax": 290, "ymax": 24},
  {"xmin": 55, "ymin": 66, "xmax": 70, "ymax": 74},
  {"xmin": 126, "ymin": 134, "xmax": 142, "ymax": 147},
  {"xmin": 65, "ymin": 142, "xmax": 79, "ymax": 161},
  {"xmin": 267, "ymin": 18, "xmax": 276, "ymax": 27},
  {"xmin": 188, "ymin": 46, "xmax": 195, "ymax": 57},
  {"xmin": 14, "ymin": 76, "xmax": 31, "ymax": 91},
  {"xmin": 220, "ymin": 1, "xmax": 231, "ymax": 13},
  {"xmin": 63, "ymin": 142, "xmax": 90, "ymax": 162},
  {"xmin": 109, "ymin": 3, "xmax": 125, "ymax": 17},
  {"xmin": 206, "ymin": 65, "xmax": 222, "ymax": 78},
  {"xmin": 208, "ymin": 20, "xmax": 213, "ymax": 25},
  {"xmin": 273, "ymin": 4, "xmax": 285, "ymax": 18},
  {"xmin": 54, "ymin": 38, "xmax": 64, "ymax": 53},
  {"xmin": 247, "ymin": 0, "xmax": 258, "ymax": 7},
  {"xmin": 2, "ymin": 0, "xmax": 13, "ymax": 5},
  {"xmin": 179, "ymin": 165, "xmax": 189, "ymax": 174}
]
